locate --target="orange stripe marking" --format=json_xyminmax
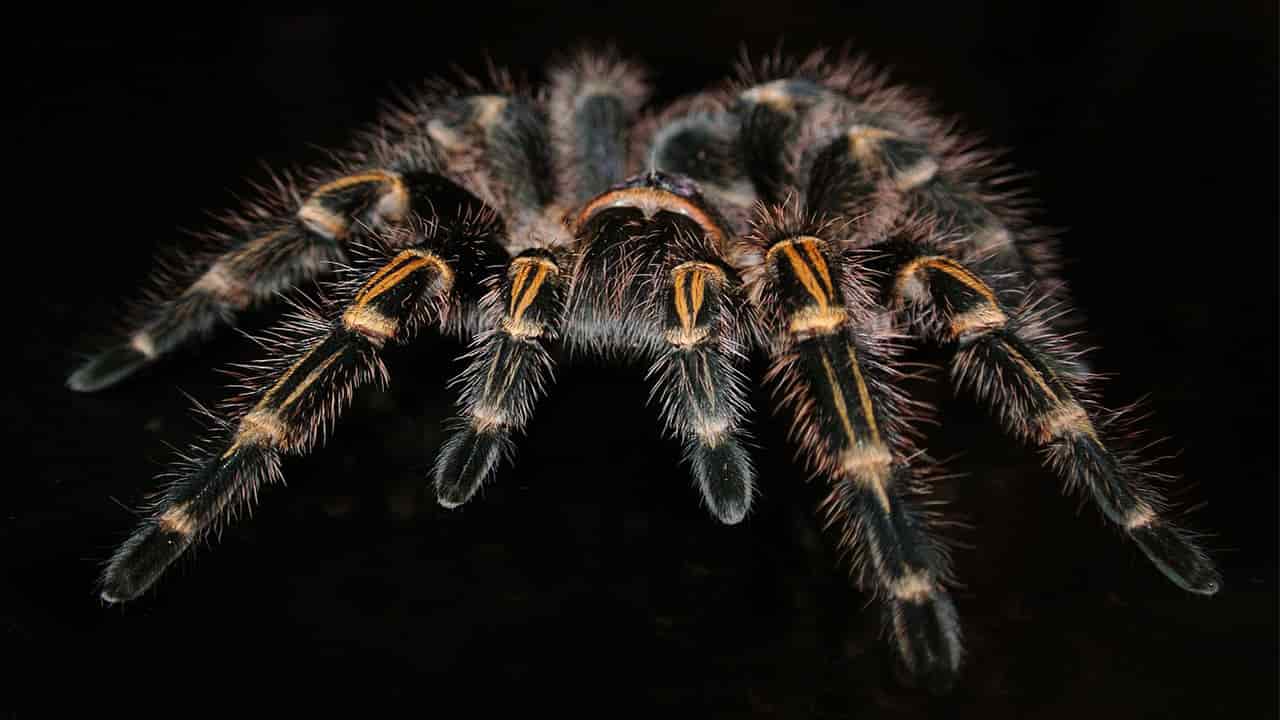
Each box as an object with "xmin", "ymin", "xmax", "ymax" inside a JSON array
[
  {"xmin": 506, "ymin": 256, "xmax": 558, "ymax": 325},
  {"xmin": 899, "ymin": 255, "xmax": 999, "ymax": 307},
  {"xmin": 670, "ymin": 261, "xmax": 723, "ymax": 335},
  {"xmin": 767, "ymin": 237, "xmax": 838, "ymax": 310},
  {"xmin": 572, "ymin": 187, "xmax": 726, "ymax": 246},
  {"xmin": 511, "ymin": 264, "xmax": 550, "ymax": 325},
  {"xmin": 279, "ymin": 349, "xmax": 343, "ymax": 410},
  {"xmin": 354, "ymin": 250, "xmax": 453, "ymax": 308},
  {"xmin": 998, "ymin": 338, "xmax": 1060, "ymax": 404},
  {"xmin": 819, "ymin": 347, "xmax": 858, "ymax": 448},
  {"xmin": 260, "ymin": 344, "xmax": 319, "ymax": 406},
  {"xmin": 311, "ymin": 171, "xmax": 401, "ymax": 196},
  {"xmin": 801, "ymin": 239, "xmax": 836, "ymax": 297},
  {"xmin": 846, "ymin": 342, "xmax": 882, "ymax": 444},
  {"xmin": 508, "ymin": 263, "xmax": 532, "ymax": 314},
  {"xmin": 673, "ymin": 265, "xmax": 690, "ymax": 331}
]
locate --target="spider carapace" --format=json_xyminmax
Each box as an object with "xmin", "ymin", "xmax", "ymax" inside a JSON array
[{"xmin": 69, "ymin": 49, "xmax": 1219, "ymax": 693}]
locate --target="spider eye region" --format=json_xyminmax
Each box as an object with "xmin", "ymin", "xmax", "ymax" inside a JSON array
[{"xmin": 572, "ymin": 173, "xmax": 726, "ymax": 247}]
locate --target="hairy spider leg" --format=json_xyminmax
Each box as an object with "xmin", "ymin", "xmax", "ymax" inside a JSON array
[
  {"xmin": 745, "ymin": 215, "xmax": 962, "ymax": 692},
  {"xmin": 640, "ymin": 103, "xmax": 785, "ymax": 521},
  {"xmin": 435, "ymin": 249, "xmax": 565, "ymax": 506},
  {"xmin": 728, "ymin": 70, "xmax": 967, "ymax": 689},
  {"xmin": 548, "ymin": 49, "xmax": 650, "ymax": 205},
  {"xmin": 67, "ymin": 82, "xmax": 556, "ymax": 393},
  {"xmin": 66, "ymin": 170, "xmax": 409, "ymax": 392},
  {"xmin": 100, "ymin": 197, "xmax": 507, "ymax": 603},
  {"xmin": 566, "ymin": 172, "xmax": 758, "ymax": 523},
  {"xmin": 430, "ymin": 91, "xmax": 568, "ymax": 506},
  {"xmin": 734, "ymin": 73, "xmax": 1060, "ymax": 290},
  {"xmin": 640, "ymin": 105, "xmax": 770, "ymax": 522},
  {"xmin": 433, "ymin": 53, "xmax": 642, "ymax": 506},
  {"xmin": 649, "ymin": 256, "xmax": 757, "ymax": 524},
  {"xmin": 641, "ymin": 94, "xmax": 758, "ymax": 234},
  {"xmin": 879, "ymin": 243, "xmax": 1220, "ymax": 595},
  {"xmin": 762, "ymin": 62, "xmax": 1219, "ymax": 594}
]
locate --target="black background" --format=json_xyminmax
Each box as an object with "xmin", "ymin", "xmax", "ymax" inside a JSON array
[{"xmin": 11, "ymin": 5, "xmax": 1277, "ymax": 717}]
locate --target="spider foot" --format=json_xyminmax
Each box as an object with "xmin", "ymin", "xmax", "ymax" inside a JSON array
[
  {"xmin": 99, "ymin": 523, "xmax": 189, "ymax": 604},
  {"xmin": 68, "ymin": 344, "xmax": 156, "ymax": 393},
  {"xmin": 887, "ymin": 591, "xmax": 963, "ymax": 695},
  {"xmin": 1130, "ymin": 522, "xmax": 1222, "ymax": 596},
  {"xmin": 100, "ymin": 445, "xmax": 280, "ymax": 603},
  {"xmin": 435, "ymin": 426, "xmax": 510, "ymax": 508},
  {"xmin": 688, "ymin": 440, "xmax": 754, "ymax": 524}
]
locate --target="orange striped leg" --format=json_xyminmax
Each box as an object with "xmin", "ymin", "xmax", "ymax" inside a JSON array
[
  {"xmin": 435, "ymin": 250, "xmax": 565, "ymax": 507},
  {"xmin": 68, "ymin": 170, "xmax": 413, "ymax": 392},
  {"xmin": 646, "ymin": 260, "xmax": 756, "ymax": 523},
  {"xmin": 889, "ymin": 249, "xmax": 1220, "ymax": 595},
  {"xmin": 100, "ymin": 246, "xmax": 455, "ymax": 603},
  {"xmin": 762, "ymin": 234, "xmax": 962, "ymax": 691}
]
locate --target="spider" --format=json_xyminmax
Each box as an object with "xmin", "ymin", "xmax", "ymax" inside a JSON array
[{"xmin": 68, "ymin": 47, "xmax": 1220, "ymax": 693}]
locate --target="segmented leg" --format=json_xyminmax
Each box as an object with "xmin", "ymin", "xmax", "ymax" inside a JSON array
[
  {"xmin": 100, "ymin": 210, "xmax": 506, "ymax": 603},
  {"xmin": 69, "ymin": 75, "xmax": 563, "ymax": 393},
  {"xmin": 649, "ymin": 258, "xmax": 756, "ymax": 524},
  {"xmin": 434, "ymin": 52, "xmax": 647, "ymax": 505},
  {"xmin": 548, "ymin": 49, "xmax": 650, "ymax": 204},
  {"xmin": 640, "ymin": 94, "xmax": 757, "ymax": 234},
  {"xmin": 435, "ymin": 249, "xmax": 564, "ymax": 507},
  {"xmin": 565, "ymin": 168, "xmax": 756, "ymax": 522},
  {"xmin": 743, "ymin": 213, "xmax": 962, "ymax": 691},
  {"xmin": 67, "ymin": 168, "xmax": 414, "ymax": 392},
  {"xmin": 881, "ymin": 242, "xmax": 1220, "ymax": 595},
  {"xmin": 733, "ymin": 66, "xmax": 1059, "ymax": 287},
  {"xmin": 631, "ymin": 99, "xmax": 761, "ymax": 522},
  {"xmin": 803, "ymin": 111, "xmax": 1035, "ymax": 273}
]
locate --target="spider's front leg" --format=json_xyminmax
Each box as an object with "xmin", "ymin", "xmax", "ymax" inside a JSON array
[
  {"xmin": 562, "ymin": 172, "xmax": 760, "ymax": 523},
  {"xmin": 879, "ymin": 240, "xmax": 1221, "ymax": 595},
  {"xmin": 433, "ymin": 50, "xmax": 648, "ymax": 506},
  {"xmin": 434, "ymin": 248, "xmax": 566, "ymax": 507},
  {"xmin": 99, "ymin": 207, "xmax": 506, "ymax": 603},
  {"xmin": 742, "ymin": 211, "xmax": 962, "ymax": 691},
  {"xmin": 648, "ymin": 251, "xmax": 757, "ymax": 523},
  {"xmin": 437, "ymin": 50, "xmax": 752, "ymax": 519}
]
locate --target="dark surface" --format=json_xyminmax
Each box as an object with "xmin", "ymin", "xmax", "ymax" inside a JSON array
[{"xmin": 10, "ymin": 6, "xmax": 1277, "ymax": 716}]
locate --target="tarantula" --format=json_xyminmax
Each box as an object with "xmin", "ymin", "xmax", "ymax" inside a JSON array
[{"xmin": 69, "ymin": 48, "xmax": 1219, "ymax": 692}]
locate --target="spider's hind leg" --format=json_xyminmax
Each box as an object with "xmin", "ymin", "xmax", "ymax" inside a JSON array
[
  {"xmin": 67, "ymin": 168, "xmax": 414, "ymax": 392},
  {"xmin": 880, "ymin": 239, "xmax": 1221, "ymax": 595},
  {"xmin": 735, "ymin": 70, "xmax": 1060, "ymax": 291},
  {"xmin": 548, "ymin": 48, "xmax": 650, "ymax": 204},
  {"xmin": 69, "ymin": 76, "xmax": 558, "ymax": 393},
  {"xmin": 640, "ymin": 93, "xmax": 757, "ymax": 233}
]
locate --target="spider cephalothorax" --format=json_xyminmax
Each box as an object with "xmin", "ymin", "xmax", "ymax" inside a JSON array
[{"xmin": 69, "ymin": 47, "xmax": 1219, "ymax": 693}]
